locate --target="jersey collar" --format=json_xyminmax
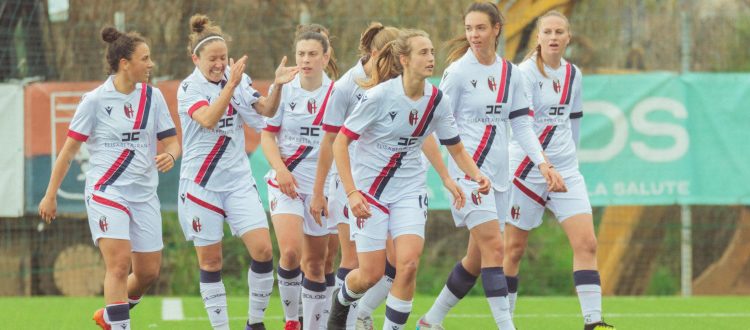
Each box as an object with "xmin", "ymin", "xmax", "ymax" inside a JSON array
[
  {"xmin": 463, "ymin": 48, "xmax": 502, "ymax": 66},
  {"xmin": 102, "ymin": 75, "xmax": 144, "ymax": 93}
]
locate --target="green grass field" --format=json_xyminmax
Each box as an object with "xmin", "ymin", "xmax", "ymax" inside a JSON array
[{"xmin": 2, "ymin": 295, "xmax": 749, "ymax": 329}]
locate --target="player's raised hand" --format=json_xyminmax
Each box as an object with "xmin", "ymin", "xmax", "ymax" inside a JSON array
[
  {"xmin": 38, "ymin": 195, "xmax": 57, "ymax": 224},
  {"xmin": 227, "ymin": 55, "xmax": 247, "ymax": 88},
  {"xmin": 274, "ymin": 56, "xmax": 300, "ymax": 85},
  {"xmin": 310, "ymin": 194, "xmax": 328, "ymax": 227},
  {"xmin": 348, "ymin": 191, "xmax": 372, "ymax": 219},
  {"xmin": 275, "ymin": 168, "xmax": 299, "ymax": 199}
]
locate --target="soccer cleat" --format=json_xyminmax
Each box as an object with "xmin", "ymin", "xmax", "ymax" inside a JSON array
[
  {"xmin": 246, "ymin": 321, "xmax": 266, "ymax": 330},
  {"xmin": 355, "ymin": 315, "xmax": 374, "ymax": 330},
  {"xmin": 327, "ymin": 288, "xmax": 351, "ymax": 330},
  {"xmin": 284, "ymin": 320, "xmax": 301, "ymax": 330},
  {"xmin": 584, "ymin": 321, "xmax": 616, "ymax": 330},
  {"xmin": 92, "ymin": 308, "xmax": 111, "ymax": 330},
  {"xmin": 415, "ymin": 316, "xmax": 445, "ymax": 330}
]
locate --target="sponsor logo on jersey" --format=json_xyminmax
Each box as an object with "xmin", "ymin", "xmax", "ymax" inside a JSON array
[
  {"xmin": 283, "ymin": 299, "xmax": 292, "ymax": 306},
  {"xmin": 388, "ymin": 111, "xmax": 397, "ymax": 121},
  {"xmin": 214, "ymin": 308, "xmax": 221, "ymax": 314},
  {"xmin": 511, "ymin": 204, "xmax": 521, "ymax": 220},
  {"xmin": 86, "ymin": 195, "xmax": 91, "ymax": 205},
  {"xmin": 356, "ymin": 217, "xmax": 366, "ymax": 229},
  {"xmin": 192, "ymin": 216, "xmax": 202, "ymax": 232},
  {"xmin": 488, "ymin": 76, "xmax": 497, "ymax": 92},
  {"xmin": 360, "ymin": 95, "xmax": 368, "ymax": 103},
  {"xmin": 123, "ymin": 102, "xmax": 134, "ymax": 119},
  {"xmin": 315, "ymin": 314, "xmax": 321, "ymax": 321},
  {"xmin": 343, "ymin": 205, "xmax": 349, "ymax": 219},
  {"xmin": 270, "ymin": 198, "xmax": 278, "ymax": 211},
  {"xmin": 553, "ymin": 79, "xmax": 561, "ymax": 94},
  {"xmin": 289, "ymin": 102, "xmax": 297, "ymax": 110},
  {"xmin": 181, "ymin": 82, "xmax": 189, "ymax": 92},
  {"xmin": 180, "ymin": 193, "xmax": 186, "ymax": 203},
  {"xmin": 98, "ymin": 216, "xmax": 108, "ymax": 232},
  {"xmin": 356, "ymin": 93, "xmax": 363, "ymax": 100},
  {"xmin": 307, "ymin": 98, "xmax": 317, "ymax": 114},
  {"xmin": 105, "ymin": 106, "xmax": 113, "ymax": 115},
  {"xmin": 471, "ymin": 190, "xmax": 482, "ymax": 205},
  {"xmin": 470, "ymin": 79, "xmax": 477, "ymax": 88},
  {"xmin": 408, "ymin": 109, "xmax": 419, "ymax": 126},
  {"xmin": 538, "ymin": 82, "xmax": 544, "ymax": 89}
]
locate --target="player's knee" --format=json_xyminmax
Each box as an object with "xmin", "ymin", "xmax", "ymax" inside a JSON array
[
  {"xmin": 136, "ymin": 268, "xmax": 160, "ymax": 286},
  {"xmin": 253, "ymin": 243, "xmax": 273, "ymax": 262},
  {"xmin": 199, "ymin": 256, "xmax": 223, "ymax": 272},
  {"xmin": 279, "ymin": 247, "xmax": 300, "ymax": 265},
  {"xmin": 505, "ymin": 240, "xmax": 526, "ymax": 264},
  {"xmin": 106, "ymin": 261, "xmax": 130, "ymax": 280},
  {"xmin": 396, "ymin": 257, "xmax": 420, "ymax": 281},
  {"xmin": 303, "ymin": 258, "xmax": 325, "ymax": 278},
  {"xmin": 573, "ymin": 235, "xmax": 598, "ymax": 259}
]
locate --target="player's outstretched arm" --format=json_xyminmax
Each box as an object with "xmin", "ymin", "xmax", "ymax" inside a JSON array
[
  {"xmin": 260, "ymin": 130, "xmax": 298, "ymax": 199},
  {"xmin": 332, "ymin": 133, "xmax": 371, "ymax": 219}
]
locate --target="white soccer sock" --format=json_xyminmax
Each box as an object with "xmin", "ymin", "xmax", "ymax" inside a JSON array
[
  {"xmin": 487, "ymin": 296, "xmax": 515, "ymax": 330},
  {"xmin": 423, "ymin": 262, "xmax": 478, "ymax": 325},
  {"xmin": 277, "ymin": 266, "xmax": 302, "ymax": 321},
  {"xmin": 508, "ymin": 292, "xmax": 518, "ymax": 316},
  {"xmin": 574, "ymin": 270, "xmax": 603, "ymax": 324},
  {"xmin": 318, "ymin": 273, "xmax": 336, "ymax": 329},
  {"xmin": 248, "ymin": 259, "xmax": 274, "ymax": 324},
  {"xmin": 357, "ymin": 261, "xmax": 395, "ymax": 318},
  {"xmin": 423, "ymin": 286, "xmax": 460, "ymax": 325},
  {"xmin": 336, "ymin": 267, "xmax": 358, "ymax": 328},
  {"xmin": 200, "ymin": 281, "xmax": 230, "ymax": 330},
  {"xmin": 383, "ymin": 294, "xmax": 412, "ymax": 330},
  {"xmin": 302, "ymin": 278, "xmax": 327, "ymax": 330}
]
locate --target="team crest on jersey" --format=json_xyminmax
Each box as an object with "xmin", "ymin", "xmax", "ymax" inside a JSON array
[
  {"xmin": 192, "ymin": 216, "xmax": 202, "ymax": 232},
  {"xmin": 471, "ymin": 190, "xmax": 482, "ymax": 205},
  {"xmin": 270, "ymin": 198, "xmax": 278, "ymax": 211},
  {"xmin": 307, "ymin": 98, "xmax": 318, "ymax": 114},
  {"xmin": 487, "ymin": 76, "xmax": 497, "ymax": 92},
  {"xmin": 105, "ymin": 106, "xmax": 113, "ymax": 115},
  {"xmin": 408, "ymin": 109, "xmax": 419, "ymax": 126},
  {"xmin": 289, "ymin": 102, "xmax": 297, "ymax": 110},
  {"xmin": 343, "ymin": 206, "xmax": 349, "ymax": 219},
  {"xmin": 356, "ymin": 217, "xmax": 366, "ymax": 229},
  {"xmin": 511, "ymin": 204, "xmax": 521, "ymax": 220},
  {"xmin": 470, "ymin": 80, "xmax": 477, "ymax": 88},
  {"xmin": 552, "ymin": 79, "xmax": 561, "ymax": 94},
  {"xmin": 388, "ymin": 111, "xmax": 397, "ymax": 121},
  {"xmin": 123, "ymin": 102, "xmax": 134, "ymax": 119},
  {"xmin": 98, "ymin": 216, "xmax": 108, "ymax": 232}
]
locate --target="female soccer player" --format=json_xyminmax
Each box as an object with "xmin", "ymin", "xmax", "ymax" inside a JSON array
[
  {"xmin": 309, "ymin": 22, "xmax": 400, "ymax": 330},
  {"xmin": 177, "ymin": 14, "xmax": 298, "ymax": 330},
  {"xmin": 505, "ymin": 11, "xmax": 614, "ymax": 330},
  {"xmin": 39, "ymin": 26, "xmax": 180, "ymax": 330},
  {"xmin": 260, "ymin": 29, "xmax": 335, "ymax": 330},
  {"xmin": 327, "ymin": 29, "xmax": 488, "ymax": 330}
]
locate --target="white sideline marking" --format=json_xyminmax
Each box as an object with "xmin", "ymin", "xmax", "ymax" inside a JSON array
[
  {"xmin": 161, "ymin": 298, "xmax": 185, "ymax": 321},
  {"xmin": 169, "ymin": 312, "xmax": 750, "ymax": 321}
]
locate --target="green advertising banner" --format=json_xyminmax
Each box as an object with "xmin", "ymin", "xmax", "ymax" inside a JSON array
[{"xmin": 25, "ymin": 74, "xmax": 750, "ymax": 214}]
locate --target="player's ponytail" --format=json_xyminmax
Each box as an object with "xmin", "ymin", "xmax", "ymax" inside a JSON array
[
  {"xmin": 297, "ymin": 23, "xmax": 339, "ymax": 79},
  {"xmin": 524, "ymin": 10, "xmax": 571, "ymax": 78},
  {"xmin": 187, "ymin": 14, "xmax": 230, "ymax": 57},
  {"xmin": 358, "ymin": 22, "xmax": 400, "ymax": 64},
  {"xmin": 100, "ymin": 26, "xmax": 146, "ymax": 74},
  {"xmin": 360, "ymin": 29, "xmax": 429, "ymax": 89},
  {"xmin": 446, "ymin": 2, "xmax": 503, "ymax": 64}
]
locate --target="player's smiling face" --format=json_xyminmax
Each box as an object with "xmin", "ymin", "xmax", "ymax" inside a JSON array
[
  {"xmin": 538, "ymin": 16, "xmax": 570, "ymax": 58},
  {"xmin": 295, "ymin": 39, "xmax": 329, "ymax": 78},
  {"xmin": 193, "ymin": 40, "xmax": 228, "ymax": 83},
  {"xmin": 465, "ymin": 11, "xmax": 499, "ymax": 57},
  {"xmin": 402, "ymin": 36, "xmax": 434, "ymax": 80},
  {"xmin": 124, "ymin": 42, "xmax": 153, "ymax": 84}
]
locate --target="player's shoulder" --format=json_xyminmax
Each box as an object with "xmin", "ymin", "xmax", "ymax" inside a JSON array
[{"xmin": 518, "ymin": 57, "xmax": 537, "ymax": 73}]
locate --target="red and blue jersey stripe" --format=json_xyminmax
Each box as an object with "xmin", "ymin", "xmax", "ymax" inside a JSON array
[
  {"xmin": 368, "ymin": 151, "xmax": 407, "ymax": 200},
  {"xmin": 94, "ymin": 149, "xmax": 136, "ymax": 192},
  {"xmin": 133, "ymin": 84, "xmax": 152, "ymax": 130},
  {"xmin": 194, "ymin": 135, "xmax": 232, "ymax": 187}
]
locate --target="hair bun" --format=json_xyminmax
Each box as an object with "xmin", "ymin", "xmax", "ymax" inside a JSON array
[
  {"xmin": 190, "ymin": 14, "xmax": 210, "ymax": 33},
  {"xmin": 101, "ymin": 26, "xmax": 122, "ymax": 43}
]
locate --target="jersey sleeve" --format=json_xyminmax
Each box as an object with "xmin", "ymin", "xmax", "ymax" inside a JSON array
[
  {"xmin": 340, "ymin": 89, "xmax": 381, "ymax": 141},
  {"xmin": 152, "ymin": 89, "xmax": 177, "ymax": 140},
  {"xmin": 234, "ymin": 74, "xmax": 265, "ymax": 130},
  {"xmin": 508, "ymin": 66, "xmax": 532, "ymax": 118},
  {"xmin": 438, "ymin": 67, "xmax": 462, "ymax": 118},
  {"xmin": 262, "ymin": 85, "xmax": 285, "ymax": 133},
  {"xmin": 322, "ymin": 80, "xmax": 351, "ymax": 133},
  {"xmin": 433, "ymin": 93, "xmax": 461, "ymax": 146},
  {"xmin": 519, "ymin": 65, "xmax": 539, "ymax": 115},
  {"xmin": 177, "ymin": 80, "xmax": 209, "ymax": 119},
  {"xmin": 67, "ymin": 91, "xmax": 97, "ymax": 142},
  {"xmin": 569, "ymin": 66, "xmax": 583, "ymax": 119}
]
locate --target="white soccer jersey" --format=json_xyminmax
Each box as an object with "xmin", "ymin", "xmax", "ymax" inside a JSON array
[
  {"xmin": 510, "ymin": 57, "xmax": 583, "ymax": 183},
  {"xmin": 263, "ymin": 74, "xmax": 335, "ymax": 194},
  {"xmin": 341, "ymin": 77, "xmax": 461, "ymax": 204},
  {"xmin": 440, "ymin": 50, "xmax": 544, "ymax": 191},
  {"xmin": 322, "ymin": 60, "xmax": 367, "ymax": 175},
  {"xmin": 178, "ymin": 67, "xmax": 264, "ymax": 192},
  {"xmin": 67, "ymin": 76, "xmax": 176, "ymax": 202}
]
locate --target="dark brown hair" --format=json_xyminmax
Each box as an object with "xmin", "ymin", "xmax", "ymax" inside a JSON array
[
  {"xmin": 296, "ymin": 24, "xmax": 339, "ymax": 79},
  {"xmin": 445, "ymin": 2, "xmax": 504, "ymax": 64},
  {"xmin": 187, "ymin": 14, "xmax": 231, "ymax": 57},
  {"xmin": 100, "ymin": 26, "xmax": 146, "ymax": 74}
]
